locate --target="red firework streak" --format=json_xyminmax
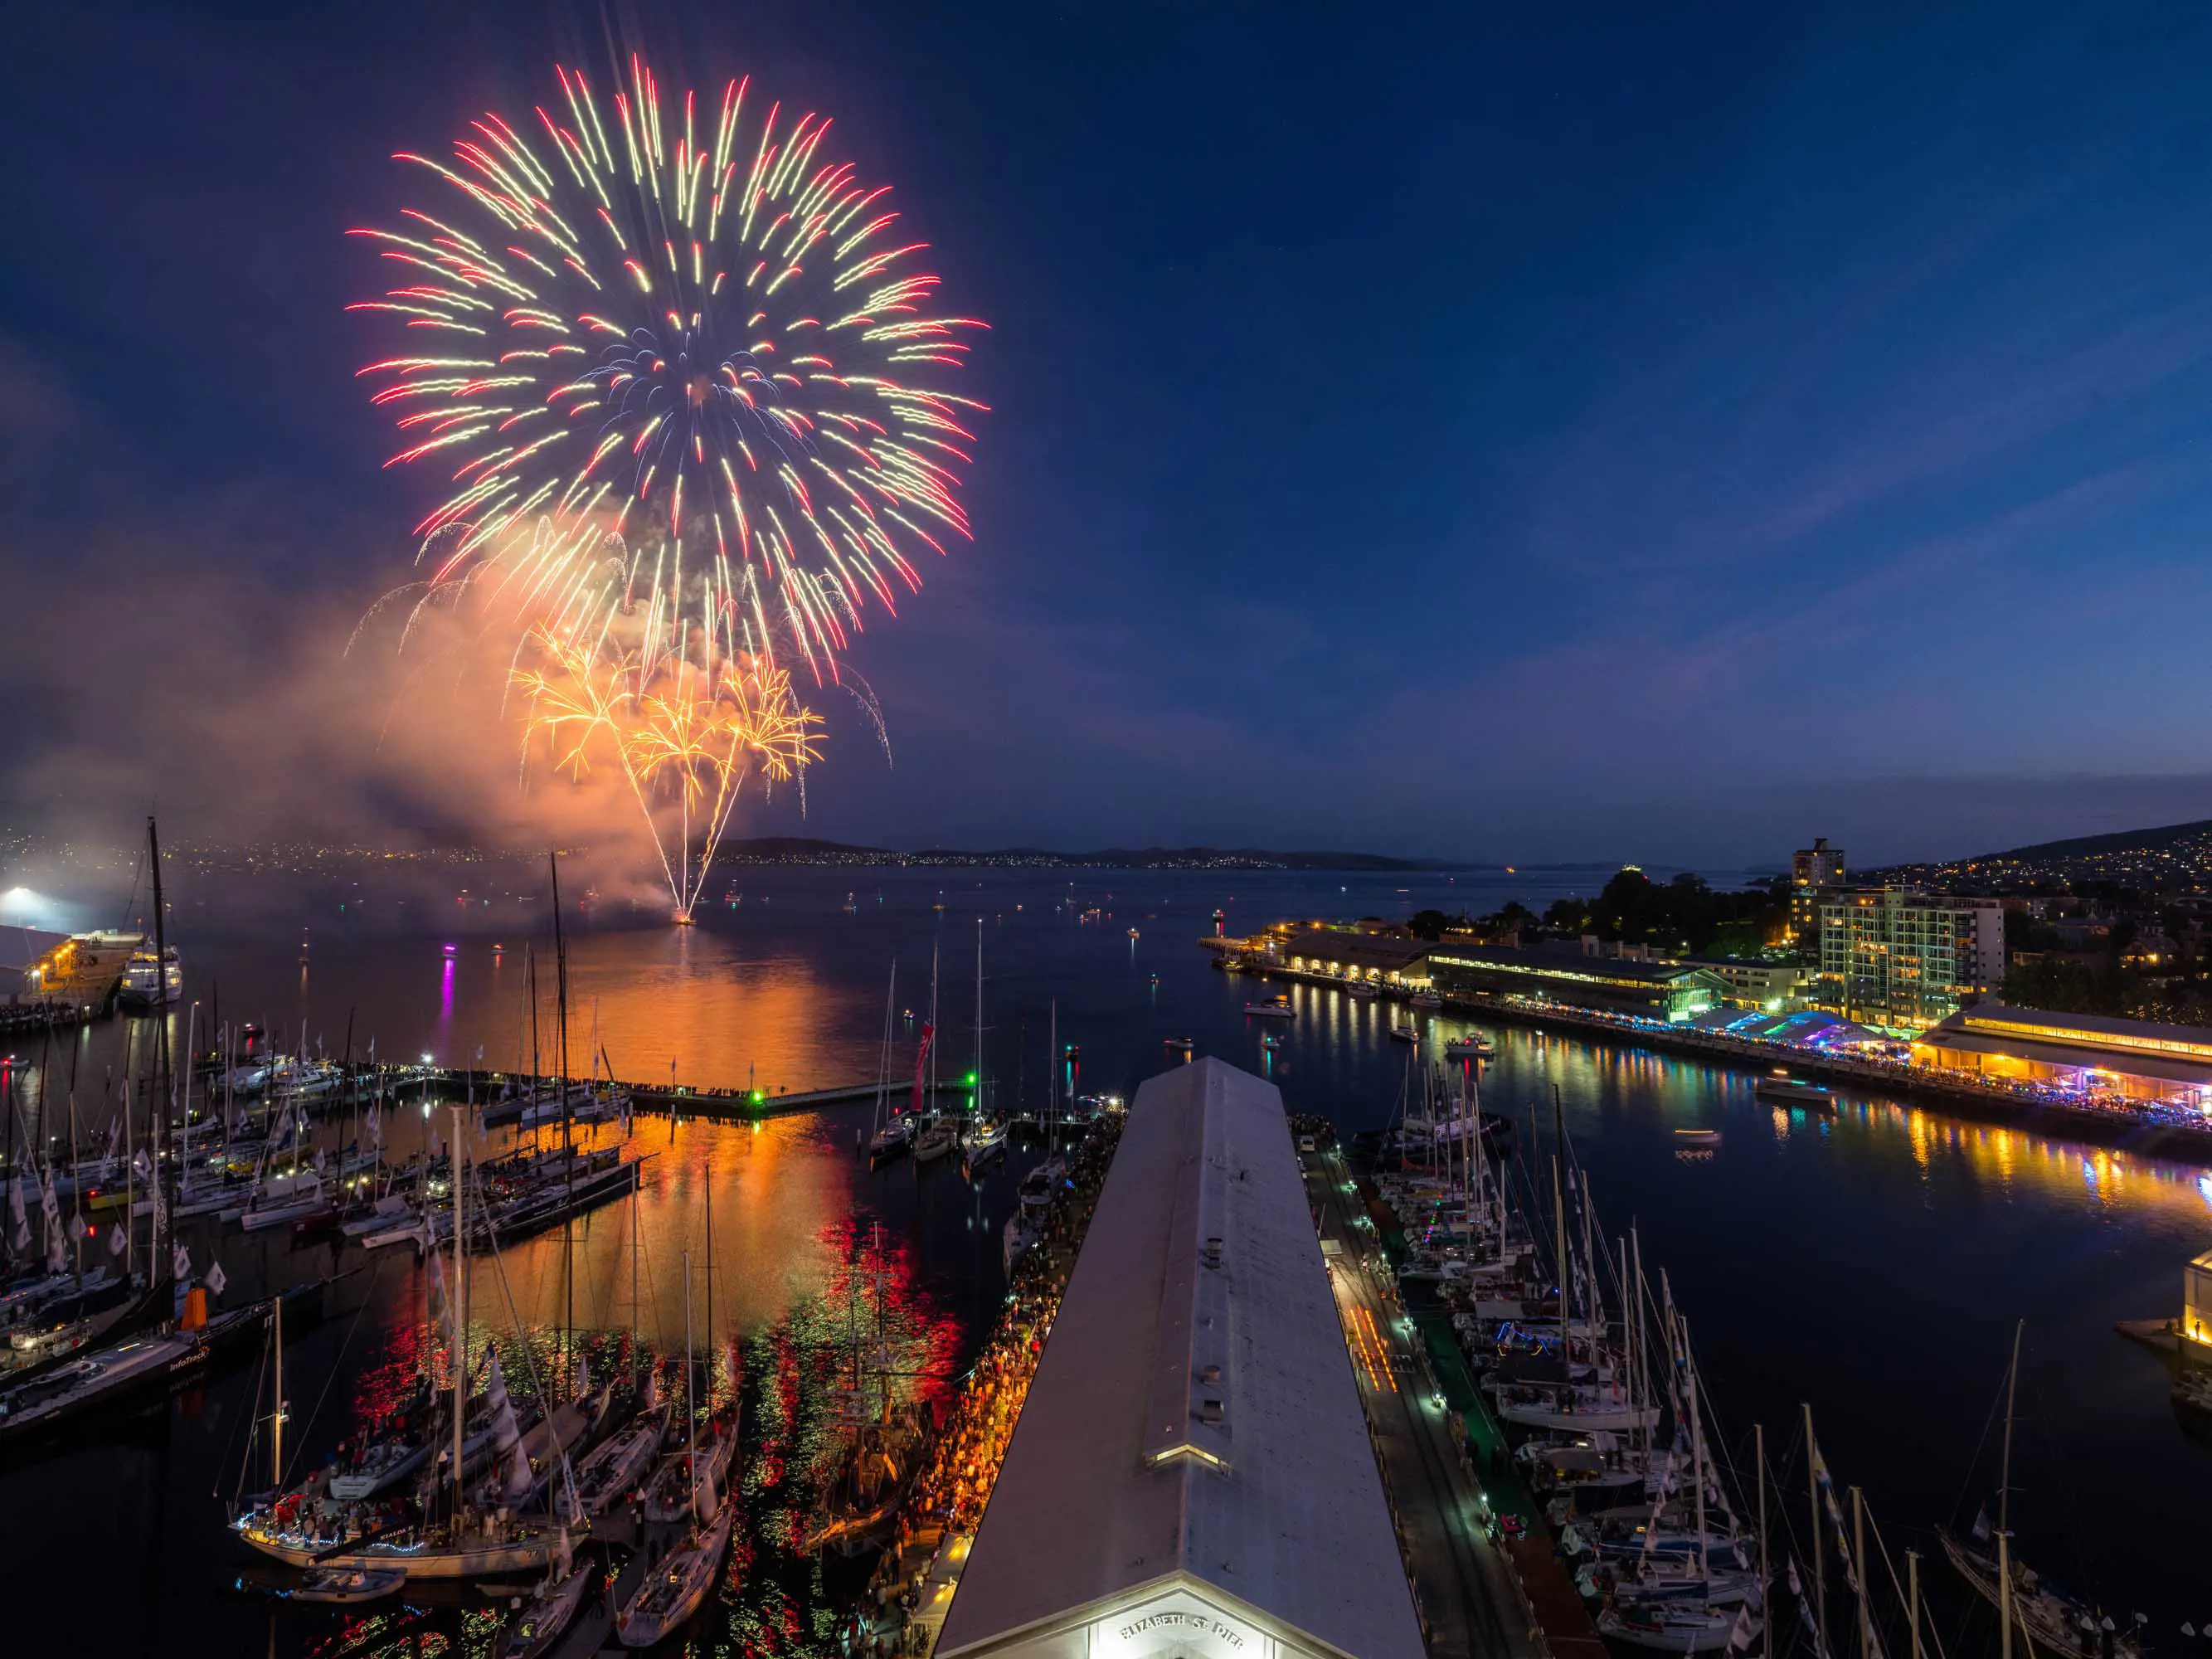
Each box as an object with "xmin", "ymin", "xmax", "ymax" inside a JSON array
[{"xmin": 910, "ymin": 1021, "xmax": 934, "ymax": 1116}]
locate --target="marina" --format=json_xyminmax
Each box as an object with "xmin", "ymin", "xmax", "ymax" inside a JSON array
[{"xmin": 0, "ymin": 865, "xmax": 2205, "ymax": 1657}]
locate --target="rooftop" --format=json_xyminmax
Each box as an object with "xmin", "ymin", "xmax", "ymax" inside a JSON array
[
  {"xmin": 1428, "ymin": 942, "xmax": 1722, "ymax": 987},
  {"xmin": 936, "ymin": 1058, "xmax": 1423, "ymax": 1659}
]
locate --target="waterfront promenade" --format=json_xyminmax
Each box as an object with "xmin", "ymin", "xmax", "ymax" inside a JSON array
[
  {"xmin": 1224, "ymin": 953, "xmax": 2212, "ymax": 1160},
  {"xmin": 1306, "ymin": 1144, "xmax": 1588, "ymax": 1659}
]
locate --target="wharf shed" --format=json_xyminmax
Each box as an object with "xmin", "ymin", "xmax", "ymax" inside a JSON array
[{"xmin": 935, "ymin": 1058, "xmax": 1423, "ymax": 1659}]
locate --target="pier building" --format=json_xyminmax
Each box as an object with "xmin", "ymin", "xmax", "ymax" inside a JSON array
[
  {"xmin": 1424, "ymin": 944, "xmax": 1727, "ymax": 1023},
  {"xmin": 934, "ymin": 1058, "xmax": 1424, "ymax": 1659},
  {"xmin": 1912, "ymin": 1002, "xmax": 2212, "ymax": 1106}
]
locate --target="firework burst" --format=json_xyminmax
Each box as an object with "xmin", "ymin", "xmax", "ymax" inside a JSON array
[
  {"xmin": 352, "ymin": 56, "xmax": 982, "ymax": 914},
  {"xmin": 513, "ymin": 628, "xmax": 819, "ymax": 917}
]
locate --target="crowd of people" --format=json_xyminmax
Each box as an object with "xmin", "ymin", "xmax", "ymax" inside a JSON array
[{"xmin": 854, "ymin": 1117, "xmax": 1123, "ymax": 1655}]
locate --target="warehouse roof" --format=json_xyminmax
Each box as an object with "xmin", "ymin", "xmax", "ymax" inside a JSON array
[{"xmin": 935, "ymin": 1058, "xmax": 1423, "ymax": 1659}]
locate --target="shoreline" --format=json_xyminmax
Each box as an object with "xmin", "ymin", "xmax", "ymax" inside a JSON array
[{"xmin": 1230, "ymin": 960, "xmax": 2212, "ymax": 1165}]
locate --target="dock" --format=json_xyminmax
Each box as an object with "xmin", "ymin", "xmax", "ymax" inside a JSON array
[{"xmin": 1307, "ymin": 1144, "xmax": 1562, "ymax": 1659}]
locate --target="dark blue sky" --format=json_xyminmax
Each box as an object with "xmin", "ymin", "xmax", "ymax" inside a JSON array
[{"xmin": 7, "ymin": 2, "xmax": 2212, "ymax": 865}]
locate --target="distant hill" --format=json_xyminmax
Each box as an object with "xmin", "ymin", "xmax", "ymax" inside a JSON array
[
  {"xmin": 713, "ymin": 839, "xmax": 1473, "ymax": 871},
  {"xmin": 1981, "ymin": 818, "xmax": 2212, "ymax": 861}
]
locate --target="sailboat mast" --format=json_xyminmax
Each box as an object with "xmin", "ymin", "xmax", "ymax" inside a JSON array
[
  {"xmin": 1756, "ymin": 1423, "xmax": 1770, "ymax": 1659},
  {"xmin": 1047, "ymin": 1000, "xmax": 1057, "ymax": 1155},
  {"xmin": 683, "ymin": 1248, "xmax": 698, "ymax": 1528},
  {"xmin": 1852, "ymin": 1486, "xmax": 1870, "ymax": 1659},
  {"xmin": 1906, "ymin": 1550, "xmax": 1921, "ymax": 1659},
  {"xmin": 1806, "ymin": 1402, "xmax": 1826, "ymax": 1655},
  {"xmin": 1997, "ymin": 1318, "xmax": 2024, "ymax": 1659},
  {"xmin": 974, "ymin": 917, "xmax": 984, "ymax": 1119},
  {"xmin": 1683, "ymin": 1316, "xmax": 1709, "ymax": 1586},
  {"xmin": 147, "ymin": 815, "xmax": 171, "ymax": 1290},
  {"xmin": 550, "ymin": 853, "xmax": 572, "ymax": 1196},
  {"xmin": 1551, "ymin": 1156, "xmax": 1567, "ymax": 1364},
  {"xmin": 272, "ymin": 1287, "xmax": 285, "ymax": 1491},
  {"xmin": 451, "ymin": 1103, "xmax": 467, "ymax": 1521}
]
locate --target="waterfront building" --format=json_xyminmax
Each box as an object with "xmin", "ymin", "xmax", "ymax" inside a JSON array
[
  {"xmin": 934, "ymin": 1058, "xmax": 1424, "ymax": 1659},
  {"xmin": 1815, "ymin": 889, "xmax": 2004, "ymax": 1034},
  {"xmin": 1685, "ymin": 955, "xmax": 1812, "ymax": 1012},
  {"xmin": 2187, "ymin": 1248, "xmax": 2212, "ymax": 1349},
  {"xmin": 1790, "ymin": 836, "xmax": 1845, "ymax": 948},
  {"xmin": 1281, "ymin": 930, "xmax": 1434, "ymax": 989},
  {"xmin": 1426, "ymin": 943, "xmax": 1728, "ymax": 1022},
  {"xmin": 1912, "ymin": 1002, "xmax": 2212, "ymax": 1106},
  {"xmin": 0, "ymin": 927, "xmax": 141, "ymax": 1009}
]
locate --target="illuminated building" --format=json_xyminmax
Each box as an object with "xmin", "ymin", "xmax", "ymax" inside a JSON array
[
  {"xmin": 0, "ymin": 927, "xmax": 143, "ymax": 1009},
  {"xmin": 1685, "ymin": 956, "xmax": 1813, "ymax": 1012},
  {"xmin": 934, "ymin": 1059, "xmax": 1423, "ymax": 1659},
  {"xmin": 1815, "ymin": 889, "xmax": 2003, "ymax": 1034},
  {"xmin": 2187, "ymin": 1249, "xmax": 2212, "ymax": 1349},
  {"xmin": 1281, "ymin": 932, "xmax": 1433, "ymax": 988},
  {"xmin": 1426, "ymin": 945, "xmax": 1727, "ymax": 1022},
  {"xmin": 1912, "ymin": 1002, "xmax": 2212, "ymax": 1106},
  {"xmin": 1790, "ymin": 836, "xmax": 1845, "ymax": 948}
]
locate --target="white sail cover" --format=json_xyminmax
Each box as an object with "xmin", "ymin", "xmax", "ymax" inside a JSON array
[
  {"xmin": 425, "ymin": 1242, "xmax": 453, "ymax": 1344},
  {"xmin": 7, "ymin": 1170, "xmax": 27, "ymax": 1253},
  {"xmin": 41, "ymin": 1167, "xmax": 64, "ymax": 1273},
  {"xmin": 486, "ymin": 1348, "xmax": 532, "ymax": 1496}
]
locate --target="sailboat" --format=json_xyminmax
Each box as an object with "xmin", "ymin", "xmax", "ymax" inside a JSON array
[
  {"xmin": 961, "ymin": 923, "xmax": 1004, "ymax": 1173},
  {"xmin": 233, "ymin": 1107, "xmax": 564, "ymax": 1579},
  {"xmin": 1941, "ymin": 1321, "xmax": 2135, "ymax": 1659},
  {"xmin": 616, "ymin": 1249, "xmax": 735, "ymax": 1647},
  {"xmin": 865, "ymin": 964, "xmax": 912, "ymax": 1163}
]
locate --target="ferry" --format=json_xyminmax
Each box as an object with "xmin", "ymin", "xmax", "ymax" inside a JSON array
[
  {"xmin": 117, "ymin": 945, "xmax": 182, "ymax": 1009},
  {"xmin": 1753, "ymin": 1072, "xmax": 1835, "ymax": 1111}
]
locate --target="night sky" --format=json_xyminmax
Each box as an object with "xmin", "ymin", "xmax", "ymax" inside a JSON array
[{"xmin": 8, "ymin": 2, "xmax": 2212, "ymax": 865}]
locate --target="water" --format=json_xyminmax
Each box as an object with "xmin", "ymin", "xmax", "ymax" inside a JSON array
[{"xmin": 2, "ymin": 861, "xmax": 2205, "ymax": 1652}]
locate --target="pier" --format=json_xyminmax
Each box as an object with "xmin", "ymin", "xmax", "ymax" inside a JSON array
[{"xmin": 1308, "ymin": 1143, "xmax": 1565, "ymax": 1659}]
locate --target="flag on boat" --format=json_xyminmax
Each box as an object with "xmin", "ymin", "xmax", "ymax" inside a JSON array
[
  {"xmin": 132, "ymin": 1148, "xmax": 152, "ymax": 1182},
  {"xmin": 1971, "ymin": 1505, "xmax": 1992, "ymax": 1542},
  {"xmin": 205, "ymin": 1258, "xmax": 226, "ymax": 1297},
  {"xmin": 366, "ymin": 1103, "xmax": 382, "ymax": 1149},
  {"xmin": 108, "ymin": 1223, "xmax": 126, "ymax": 1257},
  {"xmin": 173, "ymin": 1243, "xmax": 191, "ymax": 1282}
]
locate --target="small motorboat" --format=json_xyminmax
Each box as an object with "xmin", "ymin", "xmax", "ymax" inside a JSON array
[
  {"xmin": 270, "ymin": 1565, "xmax": 407, "ymax": 1604},
  {"xmin": 1388, "ymin": 1023, "xmax": 1419, "ymax": 1044},
  {"xmin": 1755, "ymin": 1073, "xmax": 1835, "ymax": 1110},
  {"xmin": 1444, "ymin": 1035, "xmax": 1496, "ymax": 1062},
  {"xmin": 962, "ymin": 1118, "xmax": 1006, "ymax": 1173},
  {"xmin": 1242, "ymin": 997, "xmax": 1295, "ymax": 1019},
  {"xmin": 1673, "ymin": 1128, "xmax": 1723, "ymax": 1147},
  {"xmin": 866, "ymin": 1115, "xmax": 914, "ymax": 1163},
  {"xmin": 494, "ymin": 1547, "xmax": 596, "ymax": 1659},
  {"xmin": 616, "ymin": 1504, "xmax": 734, "ymax": 1647}
]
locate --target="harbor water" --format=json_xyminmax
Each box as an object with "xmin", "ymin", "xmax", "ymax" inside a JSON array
[{"xmin": 1, "ymin": 862, "xmax": 2205, "ymax": 1653}]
